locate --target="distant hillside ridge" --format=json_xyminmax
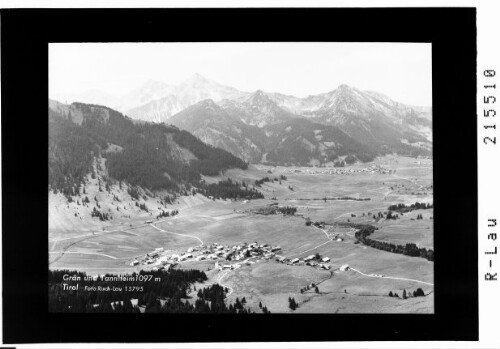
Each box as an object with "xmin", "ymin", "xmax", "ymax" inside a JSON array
[{"xmin": 49, "ymin": 100, "xmax": 248, "ymax": 198}]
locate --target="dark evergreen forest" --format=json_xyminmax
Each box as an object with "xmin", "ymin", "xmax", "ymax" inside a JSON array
[{"xmin": 49, "ymin": 269, "xmax": 257, "ymax": 313}]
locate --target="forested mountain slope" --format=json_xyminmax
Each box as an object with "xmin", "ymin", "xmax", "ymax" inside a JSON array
[{"xmin": 49, "ymin": 100, "xmax": 248, "ymax": 198}]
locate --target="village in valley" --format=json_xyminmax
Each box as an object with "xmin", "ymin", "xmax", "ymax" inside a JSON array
[
  {"xmin": 50, "ymin": 153, "xmax": 434, "ymax": 313},
  {"xmin": 131, "ymin": 238, "xmax": 349, "ymax": 273}
]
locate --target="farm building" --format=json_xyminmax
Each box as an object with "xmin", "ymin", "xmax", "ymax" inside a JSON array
[
  {"xmin": 340, "ymin": 264, "xmax": 350, "ymax": 271},
  {"xmin": 290, "ymin": 258, "xmax": 299, "ymax": 264},
  {"xmin": 304, "ymin": 255, "xmax": 316, "ymax": 261},
  {"xmin": 154, "ymin": 247, "xmax": 164, "ymax": 253},
  {"xmin": 322, "ymin": 257, "xmax": 330, "ymax": 262},
  {"xmin": 130, "ymin": 260, "xmax": 139, "ymax": 266}
]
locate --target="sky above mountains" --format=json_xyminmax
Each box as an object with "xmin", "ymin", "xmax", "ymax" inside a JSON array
[{"xmin": 49, "ymin": 42, "xmax": 432, "ymax": 106}]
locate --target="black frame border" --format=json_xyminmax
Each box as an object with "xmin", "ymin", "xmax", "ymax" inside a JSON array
[{"xmin": 1, "ymin": 7, "xmax": 477, "ymax": 343}]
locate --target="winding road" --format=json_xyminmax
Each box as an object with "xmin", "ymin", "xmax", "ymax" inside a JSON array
[{"xmin": 216, "ymin": 269, "xmax": 234, "ymax": 296}]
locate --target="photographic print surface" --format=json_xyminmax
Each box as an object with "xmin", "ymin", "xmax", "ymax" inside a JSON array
[{"xmin": 49, "ymin": 42, "xmax": 434, "ymax": 313}]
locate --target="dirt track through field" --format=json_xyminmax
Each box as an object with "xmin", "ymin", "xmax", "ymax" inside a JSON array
[
  {"xmin": 349, "ymin": 267, "xmax": 434, "ymax": 286},
  {"xmin": 149, "ymin": 222, "xmax": 204, "ymax": 247},
  {"xmin": 49, "ymin": 251, "xmax": 119, "ymax": 259}
]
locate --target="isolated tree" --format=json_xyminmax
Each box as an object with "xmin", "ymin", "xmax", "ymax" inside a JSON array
[
  {"xmin": 389, "ymin": 291, "xmax": 393, "ymax": 297},
  {"xmin": 315, "ymin": 286, "xmax": 319, "ymax": 293},
  {"xmin": 415, "ymin": 288, "xmax": 425, "ymax": 297},
  {"xmin": 259, "ymin": 301, "xmax": 262, "ymax": 308},
  {"xmin": 403, "ymin": 289, "xmax": 407, "ymax": 299}
]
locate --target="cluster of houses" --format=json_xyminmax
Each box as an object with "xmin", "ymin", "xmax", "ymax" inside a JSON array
[
  {"xmin": 284, "ymin": 165, "xmax": 392, "ymax": 176},
  {"xmin": 274, "ymin": 254, "xmax": 334, "ymax": 270},
  {"xmin": 214, "ymin": 242, "xmax": 283, "ymax": 270},
  {"xmin": 128, "ymin": 247, "xmax": 181, "ymax": 272},
  {"xmin": 129, "ymin": 241, "xmax": 283, "ymax": 272},
  {"xmin": 128, "ymin": 241, "xmax": 354, "ymax": 275}
]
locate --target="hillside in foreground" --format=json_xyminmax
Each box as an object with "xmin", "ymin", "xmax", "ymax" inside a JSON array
[{"xmin": 49, "ymin": 100, "xmax": 249, "ymax": 199}]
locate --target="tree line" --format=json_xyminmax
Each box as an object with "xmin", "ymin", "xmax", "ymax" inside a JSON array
[
  {"xmin": 254, "ymin": 205, "xmax": 297, "ymax": 216},
  {"xmin": 194, "ymin": 178, "xmax": 264, "ymax": 200},
  {"xmin": 340, "ymin": 223, "xmax": 435, "ymax": 261},
  {"xmin": 388, "ymin": 202, "xmax": 433, "ymax": 213},
  {"xmin": 389, "ymin": 287, "xmax": 426, "ymax": 299}
]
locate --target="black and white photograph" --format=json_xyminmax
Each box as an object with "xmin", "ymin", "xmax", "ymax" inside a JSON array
[
  {"xmin": 48, "ymin": 42, "xmax": 434, "ymax": 314},
  {"xmin": 1, "ymin": 5, "xmax": 485, "ymax": 346}
]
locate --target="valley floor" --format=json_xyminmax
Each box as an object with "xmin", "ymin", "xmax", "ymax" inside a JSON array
[{"xmin": 49, "ymin": 155, "xmax": 434, "ymax": 313}]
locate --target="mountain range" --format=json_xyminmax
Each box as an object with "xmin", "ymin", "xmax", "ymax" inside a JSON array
[{"xmin": 50, "ymin": 73, "xmax": 432, "ymax": 164}]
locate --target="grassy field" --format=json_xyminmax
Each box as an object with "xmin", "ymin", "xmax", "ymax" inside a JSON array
[{"xmin": 49, "ymin": 155, "xmax": 434, "ymax": 313}]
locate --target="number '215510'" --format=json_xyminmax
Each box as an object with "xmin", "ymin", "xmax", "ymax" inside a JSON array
[{"xmin": 483, "ymin": 69, "xmax": 496, "ymax": 145}]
